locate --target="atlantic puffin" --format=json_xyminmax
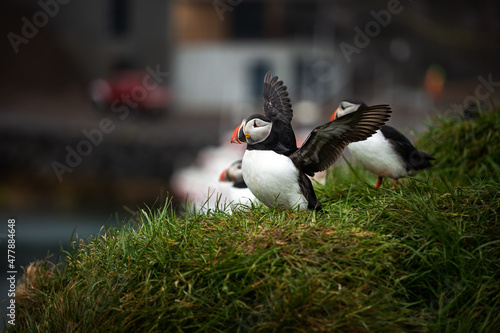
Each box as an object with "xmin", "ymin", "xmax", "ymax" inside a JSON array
[
  {"xmin": 219, "ymin": 160, "xmax": 247, "ymax": 188},
  {"xmin": 219, "ymin": 71, "xmax": 296, "ymax": 188},
  {"xmin": 331, "ymin": 99, "xmax": 435, "ymax": 189},
  {"xmin": 232, "ymin": 105, "xmax": 392, "ymax": 210}
]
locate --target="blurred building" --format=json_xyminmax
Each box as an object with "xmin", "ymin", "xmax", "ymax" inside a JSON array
[
  {"xmin": 171, "ymin": 0, "xmax": 349, "ymax": 119},
  {"xmin": 1, "ymin": 0, "xmax": 169, "ymax": 100},
  {"xmin": 170, "ymin": 0, "xmax": 499, "ymax": 122},
  {"xmin": 1, "ymin": 0, "xmax": 173, "ymax": 212}
]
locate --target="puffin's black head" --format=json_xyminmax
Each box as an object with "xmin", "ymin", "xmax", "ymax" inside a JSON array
[
  {"xmin": 231, "ymin": 114, "xmax": 272, "ymax": 146},
  {"xmin": 330, "ymin": 99, "xmax": 369, "ymax": 121}
]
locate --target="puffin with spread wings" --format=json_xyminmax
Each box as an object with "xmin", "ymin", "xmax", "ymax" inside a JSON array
[
  {"xmin": 231, "ymin": 73, "xmax": 392, "ymax": 210},
  {"xmin": 221, "ymin": 71, "xmax": 297, "ymax": 189}
]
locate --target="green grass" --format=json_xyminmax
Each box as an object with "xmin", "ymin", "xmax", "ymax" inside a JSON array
[
  {"xmin": 415, "ymin": 105, "xmax": 500, "ymax": 185},
  {"xmin": 8, "ymin": 108, "xmax": 500, "ymax": 332}
]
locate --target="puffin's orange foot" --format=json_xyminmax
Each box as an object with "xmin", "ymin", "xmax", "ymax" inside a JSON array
[
  {"xmin": 391, "ymin": 179, "xmax": 399, "ymax": 189},
  {"xmin": 375, "ymin": 177, "xmax": 383, "ymax": 190}
]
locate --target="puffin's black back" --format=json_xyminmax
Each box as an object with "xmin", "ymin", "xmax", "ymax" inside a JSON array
[{"xmin": 380, "ymin": 125, "xmax": 435, "ymax": 171}]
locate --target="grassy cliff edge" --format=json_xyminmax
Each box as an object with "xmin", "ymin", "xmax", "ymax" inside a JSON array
[{"xmin": 8, "ymin": 108, "xmax": 500, "ymax": 332}]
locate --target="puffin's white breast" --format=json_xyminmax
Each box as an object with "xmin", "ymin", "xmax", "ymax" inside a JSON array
[
  {"xmin": 242, "ymin": 150, "xmax": 308, "ymax": 210},
  {"xmin": 348, "ymin": 130, "xmax": 408, "ymax": 179}
]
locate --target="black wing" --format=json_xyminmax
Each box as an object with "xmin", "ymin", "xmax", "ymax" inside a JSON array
[
  {"xmin": 380, "ymin": 125, "xmax": 416, "ymax": 162},
  {"xmin": 262, "ymin": 71, "xmax": 297, "ymax": 151},
  {"xmin": 381, "ymin": 125, "xmax": 435, "ymax": 171},
  {"xmin": 263, "ymin": 71, "xmax": 293, "ymax": 123},
  {"xmin": 290, "ymin": 105, "xmax": 392, "ymax": 175}
]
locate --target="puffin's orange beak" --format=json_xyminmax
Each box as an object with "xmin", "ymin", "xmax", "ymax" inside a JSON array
[
  {"xmin": 231, "ymin": 124, "xmax": 245, "ymax": 144},
  {"xmin": 219, "ymin": 168, "xmax": 230, "ymax": 182},
  {"xmin": 330, "ymin": 108, "xmax": 339, "ymax": 122}
]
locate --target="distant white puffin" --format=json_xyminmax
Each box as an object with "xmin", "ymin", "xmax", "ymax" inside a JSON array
[
  {"xmin": 331, "ymin": 99, "xmax": 435, "ymax": 189},
  {"xmin": 219, "ymin": 160, "xmax": 246, "ymax": 188},
  {"xmin": 232, "ymin": 96, "xmax": 392, "ymax": 210}
]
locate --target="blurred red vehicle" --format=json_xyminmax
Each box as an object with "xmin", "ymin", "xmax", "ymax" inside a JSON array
[{"xmin": 89, "ymin": 69, "xmax": 171, "ymax": 116}]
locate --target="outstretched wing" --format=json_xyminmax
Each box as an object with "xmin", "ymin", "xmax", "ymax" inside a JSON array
[
  {"xmin": 290, "ymin": 105, "xmax": 392, "ymax": 175},
  {"xmin": 263, "ymin": 71, "xmax": 293, "ymax": 123}
]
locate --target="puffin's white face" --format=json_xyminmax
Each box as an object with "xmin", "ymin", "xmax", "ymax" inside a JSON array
[
  {"xmin": 219, "ymin": 160, "xmax": 243, "ymax": 183},
  {"xmin": 331, "ymin": 101, "xmax": 362, "ymax": 120},
  {"xmin": 231, "ymin": 115, "xmax": 272, "ymax": 145},
  {"xmin": 227, "ymin": 160, "xmax": 243, "ymax": 182},
  {"xmin": 243, "ymin": 117, "xmax": 272, "ymax": 145}
]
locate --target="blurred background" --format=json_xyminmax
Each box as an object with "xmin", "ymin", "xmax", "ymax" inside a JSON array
[{"xmin": 0, "ymin": 0, "xmax": 499, "ymax": 324}]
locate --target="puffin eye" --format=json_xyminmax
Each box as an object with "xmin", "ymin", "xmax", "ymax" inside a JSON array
[{"xmin": 253, "ymin": 121, "xmax": 258, "ymax": 128}]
